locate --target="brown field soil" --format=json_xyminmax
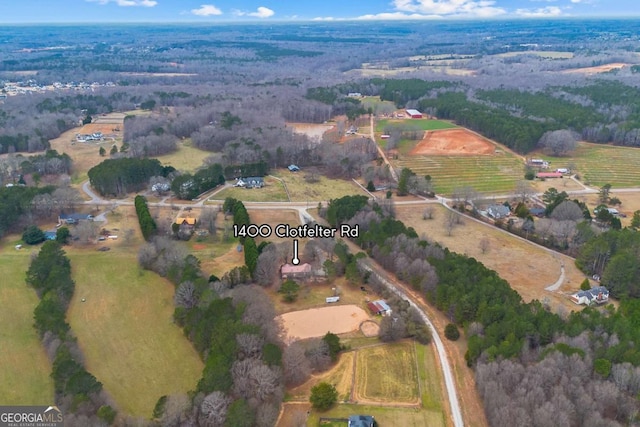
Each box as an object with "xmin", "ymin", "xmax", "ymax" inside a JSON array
[
  {"xmin": 78, "ymin": 123, "xmax": 122, "ymax": 135},
  {"xmin": 285, "ymin": 122, "xmax": 334, "ymax": 140},
  {"xmin": 560, "ymin": 63, "xmax": 631, "ymax": 74},
  {"xmin": 410, "ymin": 129, "xmax": 496, "ymax": 156},
  {"xmin": 360, "ymin": 320, "xmax": 380, "ymax": 337},
  {"xmin": 119, "ymin": 72, "xmax": 198, "ymax": 77},
  {"xmin": 396, "ymin": 205, "xmax": 587, "ymax": 312},
  {"xmin": 248, "ymin": 209, "xmax": 301, "ymax": 244},
  {"xmin": 277, "ymin": 305, "xmax": 371, "ymax": 342},
  {"xmin": 530, "ymin": 176, "xmax": 585, "ymax": 193},
  {"xmin": 578, "ymin": 192, "xmax": 640, "ymax": 228},
  {"xmin": 288, "ymin": 350, "xmax": 356, "ymax": 401}
]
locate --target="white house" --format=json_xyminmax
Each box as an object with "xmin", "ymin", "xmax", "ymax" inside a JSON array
[{"xmin": 570, "ymin": 286, "xmax": 609, "ymax": 306}]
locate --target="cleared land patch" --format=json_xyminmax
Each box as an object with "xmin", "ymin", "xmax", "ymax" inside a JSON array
[
  {"xmin": 396, "ymin": 204, "xmax": 587, "ymax": 312},
  {"xmin": 155, "ymin": 141, "xmax": 211, "ymax": 172},
  {"xmin": 0, "ymin": 244, "xmax": 54, "ymax": 405},
  {"xmin": 286, "ymin": 122, "xmax": 333, "ymax": 140},
  {"xmin": 354, "ymin": 342, "xmax": 420, "ymax": 405},
  {"xmin": 270, "ymin": 169, "xmax": 369, "ymax": 202},
  {"xmin": 560, "ymin": 63, "xmax": 631, "ymax": 74},
  {"xmin": 410, "ymin": 128, "xmax": 496, "ymax": 156},
  {"xmin": 277, "ymin": 305, "xmax": 370, "ymax": 342},
  {"xmin": 67, "ymin": 250, "xmax": 203, "ymax": 417}
]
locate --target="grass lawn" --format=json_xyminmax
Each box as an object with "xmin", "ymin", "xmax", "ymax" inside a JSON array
[
  {"xmin": 270, "ymin": 170, "xmax": 369, "ymax": 202},
  {"xmin": 376, "ymin": 118, "xmax": 457, "ymax": 132},
  {"xmin": 354, "ymin": 341, "xmax": 419, "ymax": 404},
  {"xmin": 394, "ymin": 152, "xmax": 524, "ymax": 195},
  {"xmin": 66, "ymin": 249, "xmax": 203, "ymax": 417},
  {"xmin": 308, "ymin": 403, "xmax": 445, "ymax": 427},
  {"xmin": 211, "ymin": 177, "xmax": 289, "ymax": 202},
  {"xmin": 155, "ymin": 141, "xmax": 212, "ymax": 173},
  {"xmin": 0, "ymin": 241, "xmax": 54, "ymax": 405},
  {"xmin": 289, "ymin": 351, "xmax": 356, "ymax": 403},
  {"xmin": 415, "ymin": 343, "xmax": 444, "ymax": 412},
  {"xmin": 536, "ymin": 142, "xmax": 640, "ymax": 188}
]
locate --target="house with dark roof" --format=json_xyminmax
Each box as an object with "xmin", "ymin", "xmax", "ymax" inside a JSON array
[
  {"xmin": 529, "ymin": 207, "xmax": 546, "ymax": 218},
  {"xmin": 235, "ymin": 177, "xmax": 264, "ymax": 188},
  {"xmin": 348, "ymin": 415, "xmax": 375, "ymax": 427},
  {"xmin": 570, "ymin": 286, "xmax": 609, "ymax": 306},
  {"xmin": 486, "ymin": 205, "xmax": 510, "ymax": 219}
]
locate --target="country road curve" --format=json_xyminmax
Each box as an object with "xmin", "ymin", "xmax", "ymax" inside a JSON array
[{"xmin": 357, "ymin": 259, "xmax": 464, "ymax": 427}]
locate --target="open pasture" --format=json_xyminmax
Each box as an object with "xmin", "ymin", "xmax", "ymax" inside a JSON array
[
  {"xmin": 395, "ymin": 151, "xmax": 523, "ymax": 195},
  {"xmin": 537, "ymin": 142, "xmax": 640, "ymax": 189},
  {"xmin": 270, "ymin": 169, "xmax": 369, "ymax": 202},
  {"xmin": 67, "ymin": 250, "xmax": 204, "ymax": 417},
  {"xmin": 354, "ymin": 342, "xmax": 420, "ymax": 405},
  {"xmin": 396, "ymin": 204, "xmax": 587, "ymax": 312},
  {"xmin": 0, "ymin": 243, "xmax": 54, "ymax": 405},
  {"xmin": 376, "ymin": 118, "xmax": 457, "ymax": 132},
  {"xmin": 211, "ymin": 176, "xmax": 289, "ymax": 202}
]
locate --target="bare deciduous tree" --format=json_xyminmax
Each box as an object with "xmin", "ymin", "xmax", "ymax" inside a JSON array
[
  {"xmin": 538, "ymin": 129, "xmax": 578, "ymax": 156},
  {"xmin": 479, "ymin": 237, "xmax": 490, "ymax": 254},
  {"xmin": 175, "ymin": 281, "xmax": 197, "ymax": 308},
  {"xmin": 515, "ymin": 180, "xmax": 535, "ymax": 203},
  {"xmin": 200, "ymin": 391, "xmax": 230, "ymax": 427},
  {"xmin": 199, "ymin": 207, "xmax": 218, "ymax": 238},
  {"xmin": 550, "ymin": 200, "xmax": 584, "ymax": 222},
  {"xmin": 282, "ymin": 342, "xmax": 311, "ymax": 386}
]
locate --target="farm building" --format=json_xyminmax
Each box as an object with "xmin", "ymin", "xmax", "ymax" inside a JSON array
[
  {"xmin": 281, "ymin": 263, "xmax": 312, "ymax": 279},
  {"xmin": 235, "ymin": 177, "xmax": 264, "ymax": 188},
  {"xmin": 287, "ymin": 164, "xmax": 300, "ymax": 172},
  {"xmin": 326, "ymin": 296, "xmax": 340, "ymax": 303},
  {"xmin": 536, "ymin": 172, "xmax": 563, "ymax": 179},
  {"xmin": 527, "ymin": 158, "xmax": 550, "ymax": 168},
  {"xmin": 486, "ymin": 204, "xmax": 511, "ymax": 219},
  {"xmin": 380, "ymin": 134, "xmax": 391, "ymax": 139},
  {"xmin": 367, "ymin": 300, "xmax": 392, "ymax": 316},
  {"xmin": 59, "ymin": 213, "xmax": 94, "ymax": 224},
  {"xmin": 348, "ymin": 415, "xmax": 375, "ymax": 427},
  {"xmin": 405, "ymin": 109, "xmax": 423, "ymax": 119},
  {"xmin": 570, "ymin": 286, "xmax": 609, "ymax": 306}
]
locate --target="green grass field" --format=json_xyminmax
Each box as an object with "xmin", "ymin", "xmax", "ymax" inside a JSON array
[
  {"xmin": 394, "ymin": 151, "xmax": 524, "ymax": 196},
  {"xmin": 67, "ymin": 250, "xmax": 204, "ymax": 417},
  {"xmin": 537, "ymin": 142, "xmax": 640, "ymax": 188},
  {"xmin": 156, "ymin": 141, "xmax": 212, "ymax": 173},
  {"xmin": 376, "ymin": 119, "xmax": 457, "ymax": 132},
  {"xmin": 270, "ymin": 170, "xmax": 369, "ymax": 202},
  {"xmin": 355, "ymin": 341, "xmax": 419, "ymax": 403},
  {"xmin": 0, "ymin": 242, "xmax": 55, "ymax": 405}
]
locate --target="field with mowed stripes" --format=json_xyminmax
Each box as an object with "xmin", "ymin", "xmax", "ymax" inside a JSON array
[
  {"xmin": 537, "ymin": 142, "xmax": 640, "ymax": 188},
  {"xmin": 394, "ymin": 151, "xmax": 524, "ymax": 195}
]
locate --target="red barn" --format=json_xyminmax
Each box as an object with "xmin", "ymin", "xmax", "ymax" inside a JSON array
[{"xmin": 405, "ymin": 109, "xmax": 423, "ymax": 119}]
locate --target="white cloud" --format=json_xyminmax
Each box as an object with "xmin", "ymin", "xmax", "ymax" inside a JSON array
[
  {"xmin": 191, "ymin": 4, "xmax": 222, "ymax": 16},
  {"xmin": 88, "ymin": 0, "xmax": 157, "ymax": 6},
  {"xmin": 356, "ymin": 12, "xmax": 444, "ymax": 20},
  {"xmin": 248, "ymin": 6, "xmax": 275, "ymax": 18},
  {"xmin": 233, "ymin": 6, "xmax": 274, "ymax": 18},
  {"xmin": 391, "ymin": 0, "xmax": 506, "ymax": 17},
  {"xmin": 515, "ymin": 6, "xmax": 563, "ymax": 16}
]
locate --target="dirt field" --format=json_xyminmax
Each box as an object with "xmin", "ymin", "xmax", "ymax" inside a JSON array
[
  {"xmin": 560, "ymin": 63, "xmax": 631, "ymax": 74},
  {"xmin": 397, "ymin": 205, "xmax": 588, "ymax": 312},
  {"xmin": 77, "ymin": 123, "xmax": 121, "ymax": 136},
  {"xmin": 286, "ymin": 122, "xmax": 333, "ymax": 140},
  {"xmin": 277, "ymin": 305, "xmax": 371, "ymax": 342},
  {"xmin": 411, "ymin": 129, "xmax": 496, "ymax": 156}
]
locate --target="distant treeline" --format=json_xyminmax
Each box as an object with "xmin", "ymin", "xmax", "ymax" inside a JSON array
[{"xmin": 309, "ymin": 78, "xmax": 640, "ymax": 153}]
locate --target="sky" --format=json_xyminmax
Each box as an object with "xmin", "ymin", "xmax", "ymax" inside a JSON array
[{"xmin": 0, "ymin": 0, "xmax": 635, "ymax": 23}]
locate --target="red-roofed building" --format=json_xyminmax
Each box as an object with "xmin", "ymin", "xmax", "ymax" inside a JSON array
[
  {"xmin": 367, "ymin": 300, "xmax": 392, "ymax": 316},
  {"xmin": 536, "ymin": 172, "xmax": 563, "ymax": 179},
  {"xmin": 281, "ymin": 263, "xmax": 312, "ymax": 279}
]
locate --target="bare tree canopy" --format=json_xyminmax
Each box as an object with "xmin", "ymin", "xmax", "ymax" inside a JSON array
[{"xmin": 538, "ymin": 130, "xmax": 579, "ymax": 156}]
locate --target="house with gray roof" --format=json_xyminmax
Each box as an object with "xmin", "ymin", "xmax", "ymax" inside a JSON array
[{"xmin": 570, "ymin": 286, "xmax": 609, "ymax": 306}]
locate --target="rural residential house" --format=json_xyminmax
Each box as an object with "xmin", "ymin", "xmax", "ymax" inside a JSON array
[
  {"xmin": 58, "ymin": 213, "xmax": 94, "ymax": 224},
  {"xmin": 570, "ymin": 286, "xmax": 609, "ymax": 306},
  {"xmin": 235, "ymin": 177, "xmax": 264, "ymax": 188},
  {"xmin": 486, "ymin": 205, "xmax": 510, "ymax": 219},
  {"xmin": 348, "ymin": 415, "xmax": 375, "ymax": 427},
  {"xmin": 367, "ymin": 300, "xmax": 392, "ymax": 316},
  {"xmin": 281, "ymin": 263, "xmax": 312, "ymax": 279}
]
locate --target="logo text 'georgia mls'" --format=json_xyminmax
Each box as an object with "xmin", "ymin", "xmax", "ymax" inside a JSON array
[{"xmin": 0, "ymin": 406, "xmax": 63, "ymax": 427}]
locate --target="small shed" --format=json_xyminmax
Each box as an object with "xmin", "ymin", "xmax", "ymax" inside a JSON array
[
  {"xmin": 367, "ymin": 300, "xmax": 392, "ymax": 316},
  {"xmin": 326, "ymin": 296, "xmax": 340, "ymax": 303},
  {"xmin": 288, "ymin": 164, "xmax": 300, "ymax": 172}
]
